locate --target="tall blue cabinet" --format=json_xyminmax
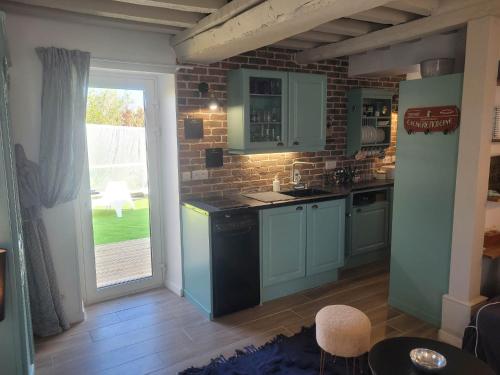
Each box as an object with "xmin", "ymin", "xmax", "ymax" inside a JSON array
[{"xmin": 389, "ymin": 74, "xmax": 463, "ymax": 326}]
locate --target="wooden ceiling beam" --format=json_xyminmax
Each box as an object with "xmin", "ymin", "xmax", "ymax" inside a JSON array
[
  {"xmin": 273, "ymin": 39, "xmax": 320, "ymax": 50},
  {"xmin": 111, "ymin": 0, "xmax": 227, "ymax": 14},
  {"xmin": 294, "ymin": 31, "xmax": 346, "ymax": 43},
  {"xmin": 173, "ymin": 0, "xmax": 393, "ymax": 64},
  {"xmin": 385, "ymin": 0, "xmax": 440, "ymax": 16},
  {"xmin": 10, "ymin": 0, "xmax": 203, "ymax": 28},
  {"xmin": 295, "ymin": 0, "xmax": 500, "ymax": 63},
  {"xmin": 314, "ymin": 18, "xmax": 385, "ymax": 36},
  {"xmin": 349, "ymin": 6, "xmax": 419, "ymax": 25},
  {"xmin": 171, "ymin": 0, "xmax": 263, "ymax": 45}
]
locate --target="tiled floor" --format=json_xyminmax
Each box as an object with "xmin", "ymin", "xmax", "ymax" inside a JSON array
[
  {"xmin": 36, "ymin": 261, "xmax": 438, "ymax": 375},
  {"xmin": 95, "ymin": 237, "xmax": 152, "ymax": 288}
]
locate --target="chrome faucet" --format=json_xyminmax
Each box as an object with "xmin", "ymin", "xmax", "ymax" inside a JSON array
[{"xmin": 291, "ymin": 161, "xmax": 314, "ymax": 189}]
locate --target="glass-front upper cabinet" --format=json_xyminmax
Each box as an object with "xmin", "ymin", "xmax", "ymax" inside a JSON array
[{"xmin": 228, "ymin": 69, "xmax": 288, "ymax": 153}]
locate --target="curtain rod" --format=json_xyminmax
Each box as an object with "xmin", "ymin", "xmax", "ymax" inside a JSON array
[{"xmin": 90, "ymin": 57, "xmax": 193, "ymax": 74}]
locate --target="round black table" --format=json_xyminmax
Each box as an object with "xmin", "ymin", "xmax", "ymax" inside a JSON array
[{"xmin": 368, "ymin": 337, "xmax": 495, "ymax": 375}]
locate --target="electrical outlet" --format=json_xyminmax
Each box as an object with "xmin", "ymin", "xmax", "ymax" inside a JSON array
[
  {"xmin": 181, "ymin": 171, "xmax": 191, "ymax": 182},
  {"xmin": 192, "ymin": 169, "xmax": 209, "ymax": 180},
  {"xmin": 325, "ymin": 160, "xmax": 337, "ymax": 170}
]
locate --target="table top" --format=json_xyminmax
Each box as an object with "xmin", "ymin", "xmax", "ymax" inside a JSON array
[{"xmin": 368, "ymin": 337, "xmax": 495, "ymax": 375}]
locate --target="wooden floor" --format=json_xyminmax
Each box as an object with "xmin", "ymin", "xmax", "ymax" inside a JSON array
[
  {"xmin": 95, "ymin": 238, "xmax": 152, "ymax": 288},
  {"xmin": 35, "ymin": 261, "xmax": 438, "ymax": 375}
]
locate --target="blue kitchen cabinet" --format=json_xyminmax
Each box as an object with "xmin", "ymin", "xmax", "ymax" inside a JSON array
[
  {"xmin": 288, "ymin": 72, "xmax": 327, "ymax": 151},
  {"xmin": 261, "ymin": 204, "xmax": 307, "ymax": 287},
  {"xmin": 181, "ymin": 206, "xmax": 212, "ymax": 316},
  {"xmin": 347, "ymin": 88, "xmax": 394, "ymax": 157},
  {"xmin": 389, "ymin": 74, "xmax": 463, "ymax": 326},
  {"xmin": 227, "ymin": 69, "xmax": 326, "ymax": 154},
  {"xmin": 261, "ymin": 199, "xmax": 345, "ymax": 301},
  {"xmin": 307, "ymin": 199, "xmax": 345, "ymax": 275}
]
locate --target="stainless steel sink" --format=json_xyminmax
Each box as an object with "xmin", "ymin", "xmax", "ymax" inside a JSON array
[{"xmin": 281, "ymin": 188, "xmax": 331, "ymax": 198}]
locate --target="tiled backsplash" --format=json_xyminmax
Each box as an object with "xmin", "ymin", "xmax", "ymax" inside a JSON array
[{"xmin": 177, "ymin": 47, "xmax": 400, "ymax": 200}]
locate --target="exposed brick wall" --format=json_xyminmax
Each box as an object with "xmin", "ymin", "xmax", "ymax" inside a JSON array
[{"xmin": 177, "ymin": 47, "xmax": 401, "ymax": 200}]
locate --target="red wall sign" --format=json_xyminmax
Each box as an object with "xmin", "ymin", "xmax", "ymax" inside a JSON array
[{"xmin": 404, "ymin": 106, "xmax": 460, "ymax": 134}]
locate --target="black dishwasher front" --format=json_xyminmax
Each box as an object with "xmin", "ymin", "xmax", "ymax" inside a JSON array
[{"xmin": 211, "ymin": 211, "xmax": 260, "ymax": 318}]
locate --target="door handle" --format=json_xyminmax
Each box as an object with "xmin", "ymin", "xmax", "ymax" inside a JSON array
[
  {"xmin": 312, "ymin": 204, "xmax": 318, "ymax": 209},
  {"xmin": 293, "ymin": 141, "xmax": 300, "ymax": 146},
  {"xmin": 296, "ymin": 206, "xmax": 303, "ymax": 211}
]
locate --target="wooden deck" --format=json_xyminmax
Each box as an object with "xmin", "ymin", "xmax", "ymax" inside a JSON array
[
  {"xmin": 35, "ymin": 261, "xmax": 439, "ymax": 375},
  {"xmin": 95, "ymin": 238, "xmax": 152, "ymax": 288}
]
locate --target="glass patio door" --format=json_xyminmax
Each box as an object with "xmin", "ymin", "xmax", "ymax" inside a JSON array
[{"xmin": 77, "ymin": 71, "xmax": 163, "ymax": 304}]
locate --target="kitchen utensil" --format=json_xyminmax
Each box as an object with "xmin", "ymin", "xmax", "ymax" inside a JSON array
[
  {"xmin": 410, "ymin": 348, "xmax": 447, "ymax": 372},
  {"xmin": 420, "ymin": 58, "xmax": 455, "ymax": 77}
]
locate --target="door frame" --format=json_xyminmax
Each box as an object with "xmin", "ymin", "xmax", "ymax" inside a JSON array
[{"xmin": 75, "ymin": 69, "xmax": 165, "ymax": 305}]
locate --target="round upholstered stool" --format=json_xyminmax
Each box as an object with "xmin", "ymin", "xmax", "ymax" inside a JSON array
[{"xmin": 315, "ymin": 305, "xmax": 371, "ymax": 374}]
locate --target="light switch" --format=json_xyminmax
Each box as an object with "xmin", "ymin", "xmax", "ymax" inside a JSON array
[
  {"xmin": 325, "ymin": 160, "xmax": 337, "ymax": 170},
  {"xmin": 192, "ymin": 170, "xmax": 209, "ymax": 180}
]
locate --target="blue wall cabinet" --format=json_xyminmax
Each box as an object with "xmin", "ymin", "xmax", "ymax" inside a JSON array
[
  {"xmin": 288, "ymin": 72, "xmax": 327, "ymax": 151},
  {"xmin": 350, "ymin": 201, "xmax": 389, "ymax": 256},
  {"xmin": 261, "ymin": 199, "xmax": 345, "ymax": 301},
  {"xmin": 347, "ymin": 88, "xmax": 394, "ymax": 157},
  {"xmin": 307, "ymin": 200, "xmax": 345, "ymax": 275},
  {"xmin": 228, "ymin": 69, "xmax": 326, "ymax": 154},
  {"xmin": 261, "ymin": 204, "xmax": 307, "ymax": 287}
]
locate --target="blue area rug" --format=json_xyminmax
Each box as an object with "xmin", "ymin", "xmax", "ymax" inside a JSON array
[{"xmin": 180, "ymin": 325, "xmax": 368, "ymax": 374}]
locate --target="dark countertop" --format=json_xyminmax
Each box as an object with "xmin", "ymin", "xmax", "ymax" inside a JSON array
[{"xmin": 182, "ymin": 179, "xmax": 394, "ymax": 214}]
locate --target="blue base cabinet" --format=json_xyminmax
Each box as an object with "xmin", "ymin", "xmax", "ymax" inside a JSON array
[
  {"xmin": 261, "ymin": 199, "xmax": 345, "ymax": 301},
  {"xmin": 261, "ymin": 205, "xmax": 307, "ymax": 287},
  {"xmin": 307, "ymin": 201, "xmax": 345, "ymax": 275}
]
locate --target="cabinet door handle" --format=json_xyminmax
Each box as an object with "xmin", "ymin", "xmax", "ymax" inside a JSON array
[
  {"xmin": 346, "ymin": 213, "xmax": 352, "ymax": 217},
  {"xmin": 293, "ymin": 141, "xmax": 300, "ymax": 146},
  {"xmin": 296, "ymin": 206, "xmax": 303, "ymax": 211},
  {"xmin": 277, "ymin": 142, "xmax": 284, "ymax": 146},
  {"xmin": 312, "ymin": 204, "xmax": 318, "ymax": 209}
]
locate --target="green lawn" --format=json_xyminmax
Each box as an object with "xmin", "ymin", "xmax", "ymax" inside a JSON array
[{"xmin": 92, "ymin": 198, "xmax": 150, "ymax": 245}]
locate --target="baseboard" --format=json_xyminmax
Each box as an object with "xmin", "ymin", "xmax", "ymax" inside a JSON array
[
  {"xmin": 438, "ymin": 328, "xmax": 462, "ymax": 347},
  {"xmin": 165, "ymin": 279, "xmax": 183, "ymax": 296}
]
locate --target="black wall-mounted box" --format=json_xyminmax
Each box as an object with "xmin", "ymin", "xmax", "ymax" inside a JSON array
[
  {"xmin": 205, "ymin": 148, "xmax": 223, "ymax": 168},
  {"xmin": 184, "ymin": 118, "xmax": 203, "ymax": 139}
]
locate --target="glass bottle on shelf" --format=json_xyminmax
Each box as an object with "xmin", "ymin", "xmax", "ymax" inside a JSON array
[
  {"xmin": 271, "ymin": 108, "xmax": 278, "ymax": 122},
  {"xmin": 250, "ymin": 108, "xmax": 258, "ymax": 123}
]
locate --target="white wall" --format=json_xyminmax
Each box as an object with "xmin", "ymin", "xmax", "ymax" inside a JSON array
[{"xmin": 6, "ymin": 12, "xmax": 180, "ymax": 323}]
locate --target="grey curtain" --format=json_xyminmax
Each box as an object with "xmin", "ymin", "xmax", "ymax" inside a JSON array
[
  {"xmin": 36, "ymin": 47, "xmax": 90, "ymax": 208},
  {"xmin": 12, "ymin": 47, "xmax": 90, "ymax": 336},
  {"xmin": 15, "ymin": 145, "xmax": 69, "ymax": 336}
]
